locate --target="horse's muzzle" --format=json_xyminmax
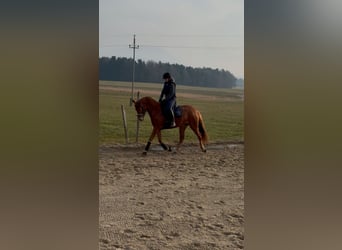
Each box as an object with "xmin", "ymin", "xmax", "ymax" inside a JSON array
[{"xmin": 137, "ymin": 113, "xmax": 144, "ymax": 121}]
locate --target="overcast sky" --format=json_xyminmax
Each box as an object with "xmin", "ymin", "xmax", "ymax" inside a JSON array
[{"xmin": 99, "ymin": 0, "xmax": 244, "ymax": 78}]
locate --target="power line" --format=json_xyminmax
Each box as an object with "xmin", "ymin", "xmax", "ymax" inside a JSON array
[
  {"xmin": 100, "ymin": 44, "xmax": 241, "ymax": 50},
  {"xmin": 106, "ymin": 33, "xmax": 243, "ymax": 37},
  {"xmin": 100, "ymin": 44, "xmax": 127, "ymax": 48},
  {"xmin": 103, "ymin": 33, "xmax": 243, "ymax": 40},
  {"xmin": 140, "ymin": 44, "xmax": 241, "ymax": 50}
]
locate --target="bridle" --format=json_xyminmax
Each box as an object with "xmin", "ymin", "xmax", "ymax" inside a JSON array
[{"xmin": 136, "ymin": 105, "xmax": 146, "ymax": 121}]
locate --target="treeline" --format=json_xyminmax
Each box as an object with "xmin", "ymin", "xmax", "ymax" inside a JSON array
[{"xmin": 99, "ymin": 56, "xmax": 237, "ymax": 88}]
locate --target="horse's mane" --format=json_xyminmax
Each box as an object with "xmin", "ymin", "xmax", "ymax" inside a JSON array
[
  {"xmin": 138, "ymin": 96, "xmax": 158, "ymax": 104},
  {"xmin": 141, "ymin": 96, "xmax": 155, "ymax": 101}
]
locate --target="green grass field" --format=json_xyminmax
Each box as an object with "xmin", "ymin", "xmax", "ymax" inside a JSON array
[{"xmin": 99, "ymin": 81, "xmax": 244, "ymax": 144}]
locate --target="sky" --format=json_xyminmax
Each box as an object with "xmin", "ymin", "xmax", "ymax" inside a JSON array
[{"xmin": 99, "ymin": 0, "xmax": 244, "ymax": 78}]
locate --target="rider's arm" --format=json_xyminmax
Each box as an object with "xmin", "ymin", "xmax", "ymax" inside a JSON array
[
  {"xmin": 165, "ymin": 83, "xmax": 175, "ymax": 100},
  {"xmin": 159, "ymin": 84, "xmax": 165, "ymax": 102}
]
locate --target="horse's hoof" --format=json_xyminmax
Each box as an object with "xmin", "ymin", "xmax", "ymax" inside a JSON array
[
  {"xmin": 142, "ymin": 151, "xmax": 147, "ymax": 156},
  {"xmin": 168, "ymin": 146, "xmax": 172, "ymax": 152},
  {"xmin": 203, "ymin": 149, "xmax": 207, "ymax": 153}
]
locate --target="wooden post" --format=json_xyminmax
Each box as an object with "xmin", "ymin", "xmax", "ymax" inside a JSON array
[
  {"xmin": 135, "ymin": 91, "xmax": 140, "ymax": 143},
  {"xmin": 121, "ymin": 105, "xmax": 128, "ymax": 144}
]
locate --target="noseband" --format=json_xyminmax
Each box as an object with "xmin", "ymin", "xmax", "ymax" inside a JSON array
[{"xmin": 136, "ymin": 105, "xmax": 146, "ymax": 121}]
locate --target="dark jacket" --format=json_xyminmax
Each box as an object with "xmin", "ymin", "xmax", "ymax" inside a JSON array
[{"xmin": 159, "ymin": 79, "xmax": 176, "ymax": 102}]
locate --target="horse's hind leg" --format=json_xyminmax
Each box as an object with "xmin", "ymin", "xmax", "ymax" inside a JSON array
[
  {"xmin": 190, "ymin": 122, "xmax": 206, "ymax": 152},
  {"xmin": 157, "ymin": 131, "xmax": 170, "ymax": 151}
]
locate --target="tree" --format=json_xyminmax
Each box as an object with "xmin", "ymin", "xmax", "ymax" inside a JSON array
[{"xmin": 99, "ymin": 57, "xmax": 237, "ymax": 88}]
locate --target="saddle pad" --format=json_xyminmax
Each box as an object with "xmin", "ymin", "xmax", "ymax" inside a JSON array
[{"xmin": 174, "ymin": 106, "xmax": 182, "ymax": 117}]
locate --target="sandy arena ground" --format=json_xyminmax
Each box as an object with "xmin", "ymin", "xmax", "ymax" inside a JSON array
[{"xmin": 99, "ymin": 142, "xmax": 244, "ymax": 250}]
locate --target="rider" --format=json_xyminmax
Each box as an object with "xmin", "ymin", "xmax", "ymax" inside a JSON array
[{"xmin": 159, "ymin": 72, "xmax": 176, "ymax": 128}]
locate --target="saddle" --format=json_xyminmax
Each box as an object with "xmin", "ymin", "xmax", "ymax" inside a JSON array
[{"xmin": 160, "ymin": 100, "xmax": 182, "ymax": 117}]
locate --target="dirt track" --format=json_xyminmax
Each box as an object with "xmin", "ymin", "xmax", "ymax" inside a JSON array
[{"xmin": 99, "ymin": 142, "xmax": 244, "ymax": 250}]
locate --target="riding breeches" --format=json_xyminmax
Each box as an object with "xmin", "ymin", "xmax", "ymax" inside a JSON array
[{"xmin": 163, "ymin": 99, "xmax": 176, "ymax": 122}]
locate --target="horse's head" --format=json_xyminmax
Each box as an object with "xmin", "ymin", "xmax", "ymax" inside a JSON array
[{"xmin": 132, "ymin": 99, "xmax": 146, "ymax": 121}]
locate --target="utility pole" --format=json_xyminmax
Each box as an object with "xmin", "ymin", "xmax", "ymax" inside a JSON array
[{"xmin": 129, "ymin": 34, "xmax": 139, "ymax": 106}]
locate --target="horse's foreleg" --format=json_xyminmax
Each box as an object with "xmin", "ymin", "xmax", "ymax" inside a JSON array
[
  {"xmin": 176, "ymin": 126, "xmax": 186, "ymax": 151},
  {"xmin": 143, "ymin": 128, "xmax": 157, "ymax": 154},
  {"xmin": 157, "ymin": 130, "xmax": 169, "ymax": 151}
]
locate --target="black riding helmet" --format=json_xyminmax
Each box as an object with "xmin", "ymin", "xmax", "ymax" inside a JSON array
[{"xmin": 162, "ymin": 72, "xmax": 171, "ymax": 79}]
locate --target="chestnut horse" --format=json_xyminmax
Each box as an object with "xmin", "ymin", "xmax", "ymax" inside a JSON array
[{"xmin": 133, "ymin": 96, "xmax": 208, "ymax": 154}]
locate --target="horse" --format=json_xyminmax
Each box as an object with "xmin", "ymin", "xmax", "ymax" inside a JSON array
[{"xmin": 132, "ymin": 96, "xmax": 208, "ymax": 154}]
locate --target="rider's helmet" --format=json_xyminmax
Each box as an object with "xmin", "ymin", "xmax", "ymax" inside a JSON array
[{"xmin": 162, "ymin": 72, "xmax": 171, "ymax": 79}]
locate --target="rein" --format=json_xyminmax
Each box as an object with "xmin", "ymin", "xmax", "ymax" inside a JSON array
[
  {"xmin": 135, "ymin": 97, "xmax": 161, "ymax": 121},
  {"xmin": 136, "ymin": 105, "xmax": 147, "ymax": 121}
]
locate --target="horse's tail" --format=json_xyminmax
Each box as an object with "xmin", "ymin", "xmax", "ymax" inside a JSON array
[{"xmin": 198, "ymin": 112, "xmax": 208, "ymax": 144}]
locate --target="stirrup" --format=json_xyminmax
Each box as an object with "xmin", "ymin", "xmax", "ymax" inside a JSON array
[{"xmin": 163, "ymin": 121, "xmax": 176, "ymax": 129}]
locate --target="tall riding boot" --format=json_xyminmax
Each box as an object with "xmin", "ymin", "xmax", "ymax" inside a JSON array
[{"xmin": 170, "ymin": 109, "xmax": 176, "ymax": 127}]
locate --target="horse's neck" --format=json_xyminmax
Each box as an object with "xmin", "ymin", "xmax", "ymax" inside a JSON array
[{"xmin": 146, "ymin": 99, "xmax": 161, "ymax": 116}]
